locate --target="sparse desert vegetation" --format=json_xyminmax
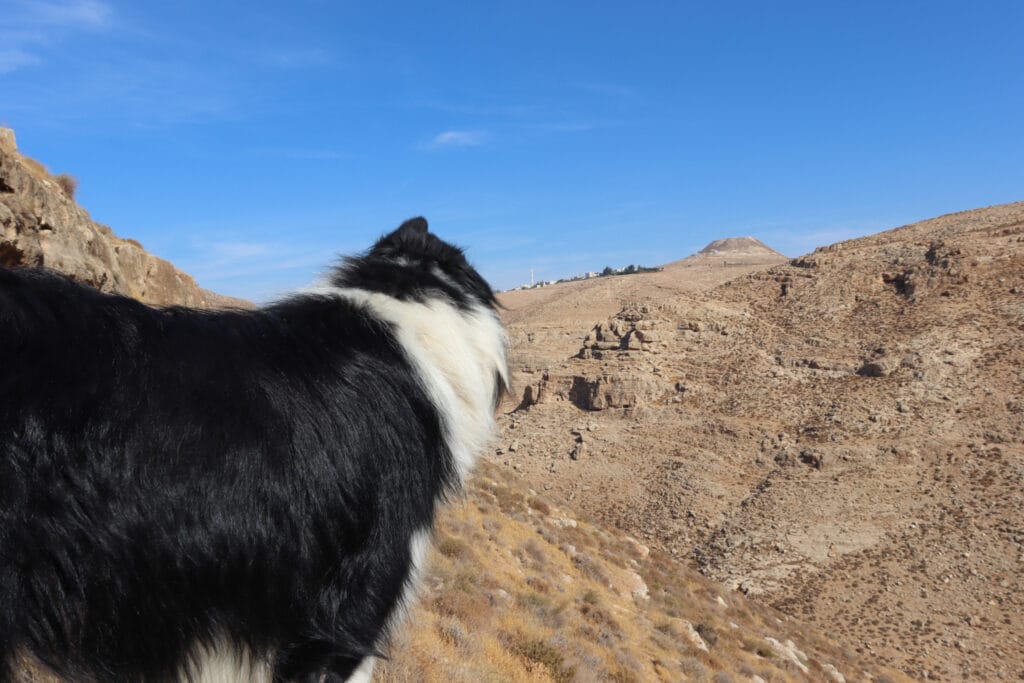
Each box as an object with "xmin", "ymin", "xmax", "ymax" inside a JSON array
[{"xmin": 376, "ymin": 461, "xmax": 912, "ymax": 682}]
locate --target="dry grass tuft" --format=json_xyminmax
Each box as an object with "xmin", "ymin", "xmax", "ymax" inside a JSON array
[
  {"xmin": 434, "ymin": 534, "xmax": 468, "ymax": 559},
  {"xmin": 527, "ymin": 495, "xmax": 552, "ymax": 515},
  {"xmin": 509, "ymin": 635, "xmax": 576, "ymax": 683},
  {"xmin": 19, "ymin": 156, "xmax": 50, "ymax": 182},
  {"xmin": 54, "ymin": 173, "xmax": 78, "ymax": 199},
  {"xmin": 696, "ymin": 622, "xmax": 719, "ymax": 648}
]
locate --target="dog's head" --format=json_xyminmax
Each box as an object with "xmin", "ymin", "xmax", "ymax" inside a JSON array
[
  {"xmin": 330, "ymin": 218, "xmax": 510, "ymax": 412},
  {"xmin": 331, "ymin": 217, "xmax": 498, "ymax": 312}
]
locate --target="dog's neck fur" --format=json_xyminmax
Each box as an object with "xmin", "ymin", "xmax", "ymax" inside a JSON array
[{"xmin": 305, "ymin": 284, "xmax": 508, "ymax": 483}]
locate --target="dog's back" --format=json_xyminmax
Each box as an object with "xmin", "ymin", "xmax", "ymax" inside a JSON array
[{"xmin": 0, "ymin": 219, "xmax": 508, "ymax": 682}]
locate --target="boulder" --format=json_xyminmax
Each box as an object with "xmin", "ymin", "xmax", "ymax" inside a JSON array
[{"xmin": 569, "ymin": 374, "xmax": 664, "ymax": 411}]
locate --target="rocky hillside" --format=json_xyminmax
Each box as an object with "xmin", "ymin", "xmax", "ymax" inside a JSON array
[
  {"xmin": 0, "ymin": 128, "xmax": 244, "ymax": 309},
  {"xmin": 498, "ymin": 202, "xmax": 1024, "ymax": 681}
]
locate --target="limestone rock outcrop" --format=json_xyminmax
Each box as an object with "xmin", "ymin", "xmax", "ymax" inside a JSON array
[{"xmin": 578, "ymin": 304, "xmax": 669, "ymax": 359}]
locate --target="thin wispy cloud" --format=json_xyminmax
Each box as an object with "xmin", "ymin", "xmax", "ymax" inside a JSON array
[
  {"xmin": 202, "ymin": 241, "xmax": 275, "ymax": 264},
  {"xmin": 414, "ymin": 98, "xmax": 626, "ymax": 141},
  {"xmin": 0, "ymin": 48, "xmax": 40, "ymax": 74},
  {"xmin": 424, "ymin": 130, "xmax": 487, "ymax": 149},
  {"xmin": 70, "ymin": 58, "xmax": 235, "ymax": 127},
  {"xmin": 28, "ymin": 0, "xmax": 113, "ymax": 29},
  {"xmin": 0, "ymin": 0, "xmax": 113, "ymax": 73},
  {"xmin": 170, "ymin": 236, "xmax": 341, "ymax": 302}
]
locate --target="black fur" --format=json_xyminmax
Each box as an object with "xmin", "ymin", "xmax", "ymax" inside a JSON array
[
  {"xmin": 0, "ymin": 219, "xmax": 504, "ymax": 682},
  {"xmin": 332, "ymin": 217, "xmax": 498, "ymax": 311}
]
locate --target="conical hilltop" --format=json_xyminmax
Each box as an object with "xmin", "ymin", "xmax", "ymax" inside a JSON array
[{"xmin": 697, "ymin": 235, "xmax": 786, "ymax": 258}]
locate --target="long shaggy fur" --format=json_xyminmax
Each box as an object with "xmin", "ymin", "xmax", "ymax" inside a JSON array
[{"xmin": 0, "ymin": 218, "xmax": 508, "ymax": 682}]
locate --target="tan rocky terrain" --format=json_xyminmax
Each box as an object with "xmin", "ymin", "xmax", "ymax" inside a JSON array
[
  {"xmin": 0, "ymin": 128, "xmax": 245, "ymax": 309},
  {"xmin": 501, "ymin": 236, "xmax": 787, "ymax": 368},
  {"xmin": 497, "ymin": 202, "xmax": 1024, "ymax": 681}
]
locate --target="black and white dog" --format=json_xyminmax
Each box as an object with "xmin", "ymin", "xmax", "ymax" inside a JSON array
[{"xmin": 0, "ymin": 218, "xmax": 508, "ymax": 682}]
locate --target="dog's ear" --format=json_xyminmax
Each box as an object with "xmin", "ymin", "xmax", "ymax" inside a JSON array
[
  {"xmin": 371, "ymin": 217, "xmax": 430, "ymax": 256},
  {"xmin": 395, "ymin": 217, "xmax": 429, "ymax": 237}
]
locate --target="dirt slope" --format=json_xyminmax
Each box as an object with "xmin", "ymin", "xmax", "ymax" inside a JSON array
[{"xmin": 497, "ymin": 202, "xmax": 1024, "ymax": 681}]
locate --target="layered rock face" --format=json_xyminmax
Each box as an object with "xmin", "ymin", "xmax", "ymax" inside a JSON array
[
  {"xmin": 578, "ymin": 304, "xmax": 668, "ymax": 360},
  {"xmin": 0, "ymin": 128, "xmax": 245, "ymax": 309}
]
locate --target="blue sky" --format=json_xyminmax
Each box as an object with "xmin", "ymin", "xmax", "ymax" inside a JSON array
[{"xmin": 2, "ymin": 1, "xmax": 1022, "ymax": 301}]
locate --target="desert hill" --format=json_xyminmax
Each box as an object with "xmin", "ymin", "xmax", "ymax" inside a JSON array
[
  {"xmin": 0, "ymin": 131, "xmax": 915, "ymax": 682},
  {"xmin": 697, "ymin": 236, "xmax": 784, "ymax": 257},
  {"xmin": 500, "ymin": 238, "xmax": 788, "ymax": 368},
  {"xmin": 661, "ymin": 236, "xmax": 787, "ymax": 270},
  {"xmin": 497, "ymin": 201, "xmax": 1024, "ymax": 680}
]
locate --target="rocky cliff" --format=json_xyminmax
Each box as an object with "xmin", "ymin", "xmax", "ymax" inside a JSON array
[{"xmin": 0, "ymin": 128, "xmax": 245, "ymax": 309}]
